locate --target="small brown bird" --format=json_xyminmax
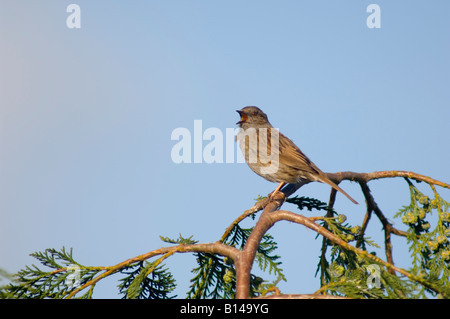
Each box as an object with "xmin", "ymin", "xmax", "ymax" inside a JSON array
[{"xmin": 236, "ymin": 106, "xmax": 358, "ymax": 204}]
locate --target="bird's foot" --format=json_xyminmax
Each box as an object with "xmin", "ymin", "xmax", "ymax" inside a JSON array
[{"xmin": 267, "ymin": 190, "xmax": 286, "ymax": 203}]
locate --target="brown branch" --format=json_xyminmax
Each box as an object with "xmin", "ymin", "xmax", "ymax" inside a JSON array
[
  {"xmin": 318, "ymin": 188, "xmax": 337, "ymax": 288},
  {"xmin": 67, "ymin": 169, "xmax": 447, "ymax": 299},
  {"xmin": 358, "ymin": 181, "xmax": 396, "ymax": 274},
  {"xmin": 271, "ymin": 210, "xmax": 447, "ymax": 297},
  {"xmin": 356, "ymin": 202, "xmax": 372, "ymax": 248},
  {"xmin": 219, "ymin": 198, "xmax": 269, "ymax": 243},
  {"xmin": 66, "ymin": 242, "xmax": 240, "ymax": 299},
  {"xmin": 325, "ymin": 170, "xmax": 450, "ymax": 189},
  {"xmin": 234, "ymin": 188, "xmax": 448, "ymax": 299},
  {"xmin": 235, "ymin": 192, "xmax": 286, "ymax": 299},
  {"xmin": 215, "ymin": 170, "xmax": 446, "ymax": 298},
  {"xmin": 233, "ymin": 169, "xmax": 447, "ymax": 298}
]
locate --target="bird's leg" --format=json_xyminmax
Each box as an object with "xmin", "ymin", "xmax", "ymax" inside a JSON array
[{"xmin": 269, "ymin": 182, "xmax": 285, "ymax": 200}]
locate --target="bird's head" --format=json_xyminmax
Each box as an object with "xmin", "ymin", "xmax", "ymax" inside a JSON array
[{"xmin": 236, "ymin": 106, "xmax": 271, "ymax": 128}]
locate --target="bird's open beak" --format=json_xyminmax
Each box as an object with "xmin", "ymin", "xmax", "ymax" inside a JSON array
[{"xmin": 236, "ymin": 110, "xmax": 248, "ymax": 124}]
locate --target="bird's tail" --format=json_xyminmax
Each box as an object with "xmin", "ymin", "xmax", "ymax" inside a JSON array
[{"xmin": 320, "ymin": 176, "xmax": 358, "ymax": 205}]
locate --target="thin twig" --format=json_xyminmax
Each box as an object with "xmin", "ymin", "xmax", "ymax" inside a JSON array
[
  {"xmin": 326, "ymin": 171, "xmax": 450, "ymax": 189},
  {"xmin": 219, "ymin": 199, "xmax": 267, "ymax": 242},
  {"xmin": 318, "ymin": 188, "xmax": 337, "ymax": 288},
  {"xmin": 359, "ymin": 181, "xmax": 395, "ymax": 274}
]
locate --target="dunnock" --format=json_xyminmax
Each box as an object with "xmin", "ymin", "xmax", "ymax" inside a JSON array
[{"xmin": 236, "ymin": 106, "xmax": 358, "ymax": 204}]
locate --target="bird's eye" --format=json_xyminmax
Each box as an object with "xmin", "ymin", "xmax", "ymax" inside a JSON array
[{"xmin": 253, "ymin": 111, "xmax": 257, "ymax": 116}]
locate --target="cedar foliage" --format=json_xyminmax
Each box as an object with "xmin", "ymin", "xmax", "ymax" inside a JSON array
[{"xmin": 1, "ymin": 178, "xmax": 450, "ymax": 299}]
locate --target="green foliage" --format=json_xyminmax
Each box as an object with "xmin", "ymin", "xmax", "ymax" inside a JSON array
[
  {"xmin": 2, "ymin": 182, "xmax": 450, "ymax": 299},
  {"xmin": 394, "ymin": 179, "xmax": 450, "ymax": 298},
  {"xmin": 0, "ymin": 247, "xmax": 100, "ymax": 299},
  {"xmin": 118, "ymin": 260, "xmax": 176, "ymax": 299},
  {"xmin": 160, "ymin": 234, "xmax": 198, "ymax": 245},
  {"xmin": 289, "ymin": 193, "xmax": 450, "ymax": 299},
  {"xmin": 186, "ymin": 225, "xmax": 285, "ymax": 299},
  {"xmin": 316, "ymin": 216, "xmax": 412, "ymax": 298},
  {"xmin": 0, "ymin": 247, "xmax": 178, "ymax": 299},
  {"xmin": 187, "ymin": 252, "xmax": 235, "ymax": 299},
  {"xmin": 287, "ymin": 195, "xmax": 333, "ymax": 213},
  {"xmin": 1, "ymin": 220, "xmax": 284, "ymax": 299}
]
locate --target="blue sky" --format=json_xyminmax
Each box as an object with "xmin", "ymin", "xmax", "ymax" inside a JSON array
[{"xmin": 1, "ymin": 1, "xmax": 449, "ymax": 298}]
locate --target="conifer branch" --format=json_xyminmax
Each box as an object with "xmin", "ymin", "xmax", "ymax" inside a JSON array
[
  {"xmin": 3, "ymin": 170, "xmax": 449, "ymax": 299},
  {"xmin": 66, "ymin": 243, "xmax": 239, "ymax": 298},
  {"xmin": 325, "ymin": 170, "xmax": 450, "ymax": 189},
  {"xmin": 272, "ymin": 209, "xmax": 448, "ymax": 298}
]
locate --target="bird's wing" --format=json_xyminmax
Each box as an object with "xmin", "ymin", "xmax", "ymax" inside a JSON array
[
  {"xmin": 273, "ymin": 131, "xmax": 359, "ymax": 204},
  {"xmin": 277, "ymin": 132, "xmax": 322, "ymax": 177}
]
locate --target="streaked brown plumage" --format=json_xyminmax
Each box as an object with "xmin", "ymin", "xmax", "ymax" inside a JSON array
[{"xmin": 236, "ymin": 106, "xmax": 358, "ymax": 204}]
